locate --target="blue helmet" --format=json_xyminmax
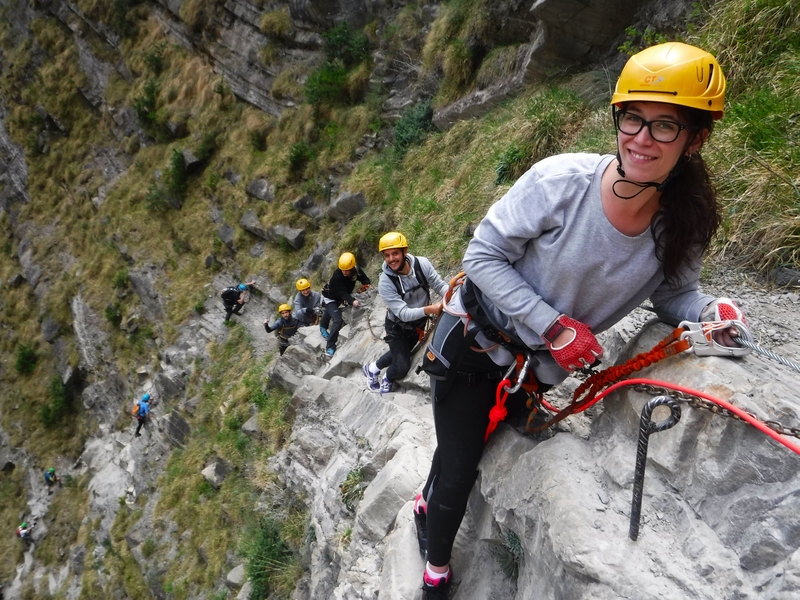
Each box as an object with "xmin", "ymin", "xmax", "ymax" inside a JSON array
[
  {"xmin": 142, "ymin": 393, "xmax": 151, "ymax": 402},
  {"xmin": 238, "ymin": 283, "xmax": 247, "ymax": 291}
]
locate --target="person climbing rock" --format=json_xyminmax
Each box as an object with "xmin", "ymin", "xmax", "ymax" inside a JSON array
[
  {"xmin": 44, "ymin": 467, "xmax": 61, "ymax": 493},
  {"xmin": 293, "ymin": 278, "xmax": 323, "ymax": 327},
  {"xmin": 362, "ymin": 231, "xmax": 448, "ymax": 395},
  {"xmin": 133, "ymin": 393, "xmax": 151, "ymax": 437},
  {"xmin": 413, "ymin": 42, "xmax": 749, "ymax": 599},
  {"xmin": 16, "ymin": 522, "xmax": 33, "ymax": 543},
  {"xmin": 264, "ymin": 304, "xmax": 301, "ymax": 356},
  {"xmin": 221, "ymin": 280, "xmax": 256, "ymax": 323},
  {"xmin": 319, "ymin": 252, "xmax": 371, "ymax": 357}
]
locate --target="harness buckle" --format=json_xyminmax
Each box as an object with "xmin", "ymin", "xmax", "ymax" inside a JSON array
[{"xmin": 678, "ymin": 320, "xmax": 752, "ymax": 357}]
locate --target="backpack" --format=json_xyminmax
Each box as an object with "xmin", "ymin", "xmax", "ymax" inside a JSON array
[
  {"xmin": 132, "ymin": 403, "xmax": 140, "ymax": 416},
  {"xmin": 220, "ymin": 287, "xmax": 239, "ymax": 301}
]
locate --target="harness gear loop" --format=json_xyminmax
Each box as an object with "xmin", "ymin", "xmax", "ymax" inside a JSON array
[{"xmin": 444, "ymin": 271, "xmax": 466, "ymax": 305}]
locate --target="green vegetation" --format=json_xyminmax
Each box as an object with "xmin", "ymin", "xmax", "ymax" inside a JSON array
[
  {"xmin": 393, "ymin": 100, "xmax": 435, "ymax": 157},
  {"xmin": 39, "ymin": 375, "xmax": 71, "ymax": 427},
  {"xmin": 241, "ymin": 517, "xmax": 303, "ymax": 599},
  {"xmin": 14, "ymin": 343, "xmax": 38, "ymax": 375},
  {"xmin": 0, "ymin": 0, "xmax": 797, "ymax": 596},
  {"xmin": 340, "ymin": 467, "xmax": 366, "ymax": 512},
  {"xmin": 491, "ymin": 529, "xmax": 524, "ymax": 579},
  {"xmin": 305, "ymin": 23, "xmax": 371, "ymax": 107}
]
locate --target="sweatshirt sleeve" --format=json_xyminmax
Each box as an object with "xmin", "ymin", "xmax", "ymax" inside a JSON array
[
  {"xmin": 462, "ymin": 165, "xmax": 562, "ymax": 344},
  {"xmin": 649, "ymin": 254, "xmax": 714, "ymax": 325},
  {"xmin": 418, "ymin": 256, "xmax": 449, "ymax": 298}
]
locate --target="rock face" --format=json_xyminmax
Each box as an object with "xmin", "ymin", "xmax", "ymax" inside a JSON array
[
  {"xmin": 267, "ymin": 292, "xmax": 800, "ymax": 599},
  {"xmin": 2, "ymin": 0, "xmax": 797, "ymax": 598}
]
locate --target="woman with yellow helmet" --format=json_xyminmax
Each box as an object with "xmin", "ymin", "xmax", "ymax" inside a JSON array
[
  {"xmin": 413, "ymin": 43, "xmax": 748, "ymax": 599},
  {"xmin": 264, "ymin": 303, "xmax": 301, "ymax": 356},
  {"xmin": 319, "ymin": 252, "xmax": 371, "ymax": 356}
]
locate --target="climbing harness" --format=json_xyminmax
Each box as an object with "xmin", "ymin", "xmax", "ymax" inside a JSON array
[{"xmin": 447, "ymin": 276, "xmax": 544, "ymax": 443}]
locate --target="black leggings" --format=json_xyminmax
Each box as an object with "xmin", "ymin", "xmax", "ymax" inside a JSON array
[
  {"xmin": 375, "ymin": 320, "xmax": 419, "ymax": 381},
  {"xmin": 320, "ymin": 303, "xmax": 344, "ymax": 350},
  {"xmin": 421, "ymin": 349, "xmax": 533, "ymax": 567}
]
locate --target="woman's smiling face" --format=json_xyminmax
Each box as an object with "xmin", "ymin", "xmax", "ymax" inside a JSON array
[{"xmin": 616, "ymin": 101, "xmax": 705, "ymax": 184}]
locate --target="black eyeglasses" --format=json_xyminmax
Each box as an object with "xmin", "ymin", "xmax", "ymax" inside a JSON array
[{"xmin": 614, "ymin": 110, "xmax": 689, "ymax": 143}]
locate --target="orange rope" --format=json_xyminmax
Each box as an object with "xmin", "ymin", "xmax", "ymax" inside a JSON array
[{"xmin": 529, "ymin": 327, "xmax": 690, "ymax": 433}]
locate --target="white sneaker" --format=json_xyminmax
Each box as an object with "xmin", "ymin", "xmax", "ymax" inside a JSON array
[
  {"xmin": 379, "ymin": 377, "xmax": 393, "ymax": 395},
  {"xmin": 363, "ymin": 364, "xmax": 380, "ymax": 391}
]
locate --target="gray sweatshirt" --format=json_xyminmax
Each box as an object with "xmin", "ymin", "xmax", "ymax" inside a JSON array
[
  {"xmin": 378, "ymin": 253, "xmax": 449, "ymax": 323},
  {"xmin": 463, "ymin": 152, "xmax": 713, "ymax": 383}
]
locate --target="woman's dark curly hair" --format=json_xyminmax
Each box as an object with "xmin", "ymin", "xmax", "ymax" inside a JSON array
[{"xmin": 651, "ymin": 107, "xmax": 721, "ymax": 285}]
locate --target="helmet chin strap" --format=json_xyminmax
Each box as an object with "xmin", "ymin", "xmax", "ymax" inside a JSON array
[{"xmin": 613, "ymin": 150, "xmax": 687, "ymax": 200}]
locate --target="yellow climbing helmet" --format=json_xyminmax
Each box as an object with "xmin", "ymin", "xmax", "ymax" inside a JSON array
[
  {"xmin": 338, "ymin": 252, "xmax": 357, "ymax": 270},
  {"xmin": 378, "ymin": 231, "xmax": 408, "ymax": 252},
  {"xmin": 611, "ymin": 42, "xmax": 726, "ymax": 119},
  {"xmin": 278, "ymin": 303, "xmax": 292, "ymax": 313},
  {"xmin": 295, "ymin": 278, "xmax": 311, "ymax": 291}
]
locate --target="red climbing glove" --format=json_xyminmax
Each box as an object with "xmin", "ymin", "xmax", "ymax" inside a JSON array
[
  {"xmin": 543, "ymin": 315, "xmax": 603, "ymax": 372},
  {"xmin": 700, "ymin": 297, "xmax": 747, "ymax": 350},
  {"xmin": 700, "ymin": 297, "xmax": 746, "ymax": 324}
]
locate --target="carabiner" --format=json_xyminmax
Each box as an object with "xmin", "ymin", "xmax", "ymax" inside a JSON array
[
  {"xmin": 678, "ymin": 320, "xmax": 752, "ymax": 357},
  {"xmin": 503, "ymin": 352, "xmax": 532, "ymax": 394}
]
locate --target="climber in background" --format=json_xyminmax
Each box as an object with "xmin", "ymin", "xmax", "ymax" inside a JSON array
[
  {"xmin": 319, "ymin": 252, "xmax": 371, "ymax": 357},
  {"xmin": 133, "ymin": 393, "xmax": 151, "ymax": 437},
  {"xmin": 16, "ymin": 522, "xmax": 33, "ymax": 544},
  {"xmin": 293, "ymin": 278, "xmax": 323, "ymax": 326},
  {"xmin": 362, "ymin": 231, "xmax": 448, "ymax": 395},
  {"xmin": 412, "ymin": 42, "xmax": 749, "ymax": 599},
  {"xmin": 44, "ymin": 467, "xmax": 61, "ymax": 493},
  {"xmin": 264, "ymin": 304, "xmax": 301, "ymax": 356},
  {"xmin": 221, "ymin": 280, "xmax": 256, "ymax": 323}
]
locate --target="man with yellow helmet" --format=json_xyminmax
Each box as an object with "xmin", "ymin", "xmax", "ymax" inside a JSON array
[
  {"xmin": 293, "ymin": 278, "xmax": 322, "ymax": 326},
  {"xmin": 414, "ymin": 42, "xmax": 749, "ymax": 599},
  {"xmin": 264, "ymin": 303, "xmax": 301, "ymax": 356},
  {"xmin": 319, "ymin": 252, "xmax": 371, "ymax": 356},
  {"xmin": 362, "ymin": 231, "xmax": 449, "ymax": 394}
]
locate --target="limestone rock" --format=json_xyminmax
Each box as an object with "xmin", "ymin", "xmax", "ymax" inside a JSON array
[
  {"xmin": 202, "ymin": 457, "xmax": 231, "ymax": 489},
  {"xmin": 326, "ymin": 191, "xmax": 366, "ymax": 222},
  {"xmin": 239, "ymin": 209, "xmax": 268, "ymax": 239},
  {"xmin": 245, "ymin": 177, "xmax": 275, "ymax": 202}
]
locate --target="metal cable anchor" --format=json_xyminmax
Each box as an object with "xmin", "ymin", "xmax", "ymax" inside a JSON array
[{"xmin": 629, "ymin": 395, "xmax": 682, "ymax": 541}]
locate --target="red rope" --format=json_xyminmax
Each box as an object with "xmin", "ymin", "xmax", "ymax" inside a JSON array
[
  {"xmin": 485, "ymin": 378, "xmax": 511, "ymax": 443},
  {"xmin": 553, "ymin": 377, "xmax": 800, "ymax": 456}
]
